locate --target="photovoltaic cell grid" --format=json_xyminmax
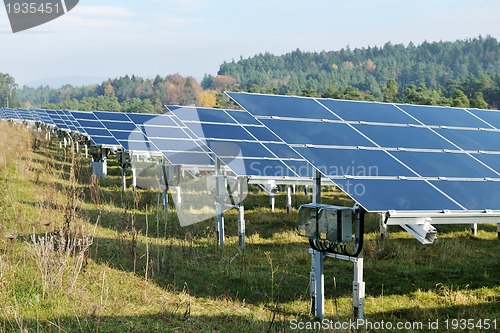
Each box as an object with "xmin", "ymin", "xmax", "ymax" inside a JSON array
[
  {"xmin": 167, "ymin": 105, "xmax": 312, "ymax": 177},
  {"xmin": 227, "ymin": 92, "xmax": 500, "ymax": 212}
]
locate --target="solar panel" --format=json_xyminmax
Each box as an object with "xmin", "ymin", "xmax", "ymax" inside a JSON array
[
  {"xmin": 70, "ymin": 111, "xmax": 120, "ymax": 147},
  {"xmin": 34, "ymin": 109, "xmax": 56, "ymax": 126},
  {"xmin": 167, "ymin": 105, "xmax": 311, "ymax": 177},
  {"xmin": 115, "ymin": 112, "xmax": 214, "ymax": 166},
  {"xmin": 228, "ymin": 92, "xmax": 500, "ymax": 212}
]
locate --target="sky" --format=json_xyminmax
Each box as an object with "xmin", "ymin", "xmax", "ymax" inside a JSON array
[{"xmin": 1, "ymin": 0, "xmax": 500, "ymax": 86}]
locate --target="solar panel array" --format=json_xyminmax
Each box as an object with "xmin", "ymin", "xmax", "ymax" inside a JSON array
[
  {"xmin": 227, "ymin": 92, "xmax": 500, "ymax": 212},
  {"xmin": 3, "ymin": 93, "xmax": 500, "ymax": 214}
]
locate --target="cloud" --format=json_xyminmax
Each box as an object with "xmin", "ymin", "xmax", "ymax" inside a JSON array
[{"xmin": 72, "ymin": 6, "xmax": 134, "ymax": 17}]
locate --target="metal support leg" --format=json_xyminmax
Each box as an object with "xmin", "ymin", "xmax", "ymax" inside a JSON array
[
  {"xmin": 216, "ymin": 202, "xmax": 225, "ymax": 247},
  {"xmin": 353, "ymin": 258, "xmax": 365, "ymax": 320},
  {"xmin": 470, "ymin": 223, "xmax": 478, "ymax": 237},
  {"xmin": 312, "ymin": 170, "xmax": 321, "ymax": 205},
  {"xmin": 497, "ymin": 224, "xmax": 500, "ymax": 240},
  {"xmin": 101, "ymin": 148, "xmax": 108, "ymax": 178},
  {"xmin": 380, "ymin": 213, "xmax": 388, "ymax": 240},
  {"xmin": 286, "ymin": 186, "xmax": 292, "ymax": 214},
  {"xmin": 314, "ymin": 250, "xmax": 325, "ymax": 320},
  {"xmin": 309, "ymin": 251, "xmax": 316, "ymax": 316},
  {"xmin": 131, "ymin": 168, "xmax": 137, "ymax": 189},
  {"xmin": 63, "ymin": 137, "xmax": 67, "ymax": 148},
  {"xmin": 175, "ymin": 186, "xmax": 182, "ymax": 209},
  {"xmin": 84, "ymin": 145, "xmax": 88, "ymax": 159},
  {"xmin": 238, "ymin": 205, "xmax": 245, "ymax": 250},
  {"xmin": 121, "ymin": 167, "xmax": 126, "ymax": 191},
  {"xmin": 270, "ymin": 194, "xmax": 276, "ymax": 212}
]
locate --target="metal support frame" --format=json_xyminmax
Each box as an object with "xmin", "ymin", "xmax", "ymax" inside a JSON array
[
  {"xmin": 238, "ymin": 177, "xmax": 246, "ymax": 250},
  {"xmin": 286, "ymin": 186, "xmax": 292, "ymax": 214},
  {"xmin": 174, "ymin": 186, "xmax": 182, "ymax": 209},
  {"xmin": 214, "ymin": 157, "xmax": 225, "ymax": 247},
  {"xmin": 384, "ymin": 210, "xmax": 500, "ymax": 243},
  {"xmin": 308, "ymin": 249, "xmax": 365, "ymax": 321},
  {"xmin": 470, "ymin": 223, "xmax": 478, "ymax": 237},
  {"xmin": 120, "ymin": 151, "xmax": 127, "ymax": 192},
  {"xmin": 258, "ymin": 183, "xmax": 278, "ymax": 211}
]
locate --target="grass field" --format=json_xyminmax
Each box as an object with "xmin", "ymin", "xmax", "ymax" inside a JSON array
[{"xmin": 0, "ymin": 122, "xmax": 498, "ymax": 332}]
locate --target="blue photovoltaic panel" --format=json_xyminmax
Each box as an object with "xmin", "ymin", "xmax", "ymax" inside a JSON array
[
  {"xmin": 260, "ymin": 119, "xmax": 375, "ymax": 147},
  {"xmin": 93, "ymin": 111, "xmax": 151, "ymax": 151},
  {"xmin": 333, "ymin": 178, "xmax": 463, "ymax": 211},
  {"xmin": 225, "ymin": 109, "xmax": 261, "ymax": 125},
  {"xmin": 93, "ymin": 111, "xmax": 131, "ymax": 122},
  {"xmin": 228, "ymin": 92, "xmax": 500, "ymax": 212},
  {"xmin": 391, "ymin": 151, "xmax": 499, "ymax": 178},
  {"xmin": 127, "ymin": 113, "xmax": 178, "ymax": 127},
  {"xmin": 263, "ymin": 143, "xmax": 303, "ymax": 159},
  {"xmin": 245, "ymin": 126, "xmax": 281, "ymax": 142},
  {"xmin": 45, "ymin": 110, "xmax": 71, "ymax": 131},
  {"xmin": 168, "ymin": 105, "xmax": 312, "ymax": 177},
  {"xmin": 126, "ymin": 112, "xmax": 215, "ymax": 166},
  {"xmin": 435, "ymin": 128, "xmax": 500, "ymax": 152},
  {"xmin": 207, "ymin": 140, "xmax": 275, "ymax": 158},
  {"xmin": 430, "ymin": 180, "xmax": 500, "ymax": 210},
  {"xmin": 471, "ymin": 153, "xmax": 500, "ymax": 174},
  {"xmin": 397, "ymin": 104, "xmax": 491, "ymax": 128},
  {"xmin": 294, "ymin": 147, "xmax": 416, "ymax": 178},
  {"xmin": 188, "ymin": 123, "xmax": 255, "ymax": 141},
  {"xmin": 319, "ymin": 99, "xmax": 419, "ymax": 124},
  {"xmin": 168, "ymin": 105, "xmax": 236, "ymax": 124},
  {"xmin": 352, "ymin": 124, "xmax": 456, "ymax": 150},
  {"xmin": 467, "ymin": 109, "xmax": 500, "ymax": 129},
  {"xmin": 220, "ymin": 158, "xmax": 297, "ymax": 177},
  {"xmin": 70, "ymin": 111, "xmax": 120, "ymax": 147},
  {"xmin": 35, "ymin": 109, "xmax": 55, "ymax": 125},
  {"xmin": 225, "ymin": 93, "xmax": 339, "ymax": 120}
]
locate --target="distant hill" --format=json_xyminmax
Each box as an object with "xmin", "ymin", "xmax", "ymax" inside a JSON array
[
  {"xmin": 24, "ymin": 76, "xmax": 108, "ymax": 88},
  {"xmin": 208, "ymin": 36, "xmax": 500, "ymax": 97}
]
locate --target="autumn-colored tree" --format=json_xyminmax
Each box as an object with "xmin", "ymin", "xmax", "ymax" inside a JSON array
[{"xmin": 198, "ymin": 90, "xmax": 217, "ymax": 108}]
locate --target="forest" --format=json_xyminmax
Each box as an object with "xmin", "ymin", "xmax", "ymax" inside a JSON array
[{"xmin": 3, "ymin": 35, "xmax": 500, "ymax": 112}]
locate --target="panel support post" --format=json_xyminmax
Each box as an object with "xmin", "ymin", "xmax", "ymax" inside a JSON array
[
  {"xmin": 175, "ymin": 186, "xmax": 182, "ymax": 209},
  {"xmin": 161, "ymin": 162, "xmax": 170, "ymax": 231},
  {"xmin": 84, "ymin": 144, "xmax": 88, "ymax": 159},
  {"xmin": 353, "ymin": 257, "xmax": 365, "ymax": 320},
  {"xmin": 286, "ymin": 186, "xmax": 292, "ymax": 214},
  {"xmin": 312, "ymin": 170, "xmax": 321, "ymax": 205},
  {"xmin": 120, "ymin": 151, "xmax": 127, "ymax": 192},
  {"xmin": 214, "ymin": 157, "xmax": 225, "ymax": 247},
  {"xmin": 380, "ymin": 213, "xmax": 388, "ymax": 240},
  {"xmin": 131, "ymin": 167, "xmax": 137, "ymax": 189},
  {"xmin": 270, "ymin": 194, "xmax": 276, "ymax": 212},
  {"xmin": 101, "ymin": 148, "xmax": 108, "ymax": 178},
  {"xmin": 238, "ymin": 205, "xmax": 245, "ymax": 250},
  {"xmin": 238, "ymin": 177, "xmax": 245, "ymax": 250},
  {"xmin": 470, "ymin": 223, "xmax": 478, "ymax": 237},
  {"xmin": 497, "ymin": 223, "xmax": 500, "ymax": 240},
  {"xmin": 309, "ymin": 249, "xmax": 325, "ymax": 319}
]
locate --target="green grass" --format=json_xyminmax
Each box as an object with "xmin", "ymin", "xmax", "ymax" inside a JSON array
[{"xmin": 0, "ymin": 124, "xmax": 498, "ymax": 332}]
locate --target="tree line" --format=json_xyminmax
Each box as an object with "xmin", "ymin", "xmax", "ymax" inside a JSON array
[{"xmin": 207, "ymin": 36, "xmax": 500, "ymax": 108}]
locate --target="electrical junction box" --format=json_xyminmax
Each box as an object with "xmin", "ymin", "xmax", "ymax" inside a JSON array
[{"xmin": 298, "ymin": 204, "xmax": 353, "ymax": 243}]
